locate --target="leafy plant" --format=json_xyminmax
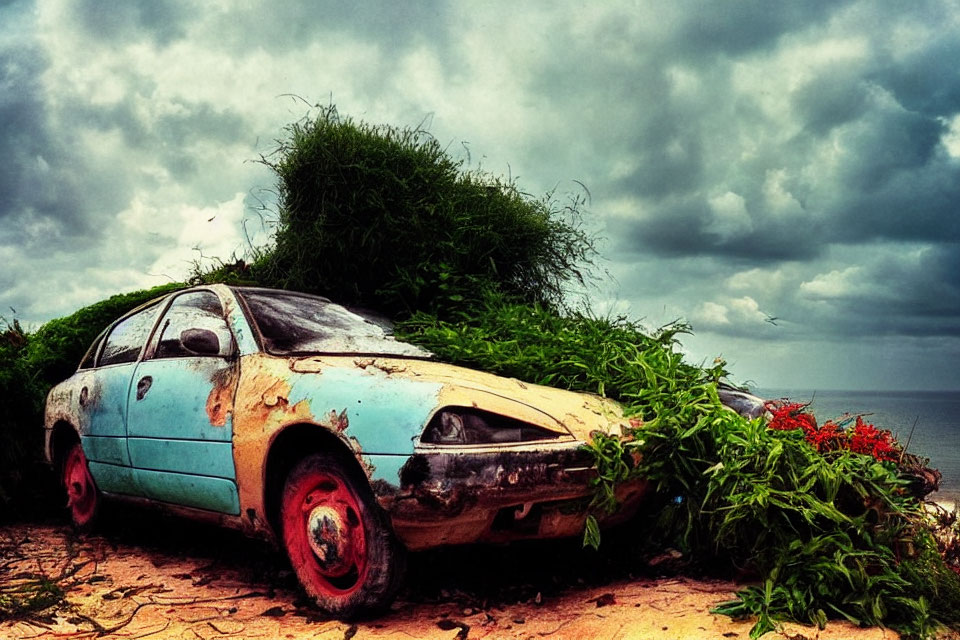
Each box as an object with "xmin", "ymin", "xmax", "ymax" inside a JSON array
[{"xmin": 396, "ymin": 293, "xmax": 960, "ymax": 638}]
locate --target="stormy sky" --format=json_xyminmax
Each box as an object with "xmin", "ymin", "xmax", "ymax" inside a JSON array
[{"xmin": 2, "ymin": 0, "xmax": 959, "ymax": 390}]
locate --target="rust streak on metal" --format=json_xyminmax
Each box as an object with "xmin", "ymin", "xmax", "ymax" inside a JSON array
[
  {"xmin": 205, "ymin": 365, "xmax": 238, "ymax": 428},
  {"xmin": 231, "ymin": 355, "xmax": 318, "ymax": 539}
]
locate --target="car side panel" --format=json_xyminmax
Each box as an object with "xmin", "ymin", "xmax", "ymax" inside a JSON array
[
  {"xmin": 127, "ymin": 439, "xmax": 236, "ymax": 478},
  {"xmin": 133, "ymin": 469, "xmax": 240, "ymax": 513},
  {"xmin": 126, "ymin": 358, "xmax": 240, "ymax": 514},
  {"xmin": 283, "ymin": 366, "xmax": 442, "ymax": 458},
  {"xmin": 86, "ymin": 461, "xmax": 140, "ymax": 495},
  {"xmin": 79, "ymin": 435, "xmax": 128, "ymax": 466},
  {"xmin": 86, "ymin": 365, "xmax": 135, "ymax": 440},
  {"xmin": 82, "ymin": 364, "xmax": 141, "ymax": 494}
]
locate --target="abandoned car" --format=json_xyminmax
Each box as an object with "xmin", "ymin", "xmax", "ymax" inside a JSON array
[
  {"xmin": 44, "ymin": 285, "xmax": 647, "ymax": 615},
  {"xmin": 44, "ymin": 284, "xmax": 763, "ymax": 616}
]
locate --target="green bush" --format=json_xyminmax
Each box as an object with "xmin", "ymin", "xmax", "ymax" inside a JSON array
[{"xmin": 253, "ymin": 104, "xmax": 594, "ymax": 317}]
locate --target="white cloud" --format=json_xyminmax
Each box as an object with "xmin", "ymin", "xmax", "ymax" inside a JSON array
[
  {"xmin": 707, "ymin": 191, "xmax": 752, "ymax": 240},
  {"xmin": 726, "ymin": 267, "xmax": 786, "ymax": 294},
  {"xmin": 694, "ymin": 301, "xmax": 730, "ymax": 327},
  {"xmin": 799, "ymin": 266, "xmax": 863, "ymax": 299}
]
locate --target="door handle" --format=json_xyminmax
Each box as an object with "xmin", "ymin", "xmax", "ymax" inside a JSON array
[{"xmin": 135, "ymin": 376, "xmax": 153, "ymax": 401}]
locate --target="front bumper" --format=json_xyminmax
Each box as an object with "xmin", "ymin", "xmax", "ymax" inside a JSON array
[{"xmin": 374, "ymin": 441, "xmax": 649, "ymax": 550}]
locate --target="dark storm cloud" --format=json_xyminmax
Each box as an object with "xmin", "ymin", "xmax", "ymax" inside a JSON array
[
  {"xmin": 0, "ymin": 44, "xmax": 97, "ymax": 242},
  {"xmin": 67, "ymin": 0, "xmax": 196, "ymax": 45},
  {"xmin": 68, "ymin": 96, "xmax": 250, "ymax": 182},
  {"xmin": 870, "ymin": 35, "xmax": 960, "ymax": 117},
  {"xmin": 606, "ymin": 198, "xmax": 822, "ymax": 262},
  {"xmin": 197, "ymin": 0, "xmax": 450, "ymax": 58},
  {"xmin": 569, "ymin": 7, "xmax": 960, "ymax": 277},
  {"xmin": 793, "ymin": 72, "xmax": 872, "ymax": 136},
  {"xmin": 671, "ymin": 0, "xmax": 843, "ymax": 58}
]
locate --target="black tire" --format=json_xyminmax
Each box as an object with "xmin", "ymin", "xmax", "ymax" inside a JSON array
[{"xmin": 280, "ymin": 451, "xmax": 406, "ymax": 618}]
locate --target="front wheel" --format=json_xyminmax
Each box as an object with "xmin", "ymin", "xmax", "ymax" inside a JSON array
[
  {"xmin": 62, "ymin": 442, "xmax": 99, "ymax": 531},
  {"xmin": 281, "ymin": 452, "xmax": 405, "ymax": 618}
]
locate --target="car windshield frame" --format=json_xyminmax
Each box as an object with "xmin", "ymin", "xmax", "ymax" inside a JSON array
[{"xmin": 234, "ymin": 288, "xmax": 432, "ymax": 359}]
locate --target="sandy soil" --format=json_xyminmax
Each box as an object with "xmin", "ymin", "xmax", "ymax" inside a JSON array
[{"xmin": 0, "ymin": 512, "xmax": 905, "ymax": 640}]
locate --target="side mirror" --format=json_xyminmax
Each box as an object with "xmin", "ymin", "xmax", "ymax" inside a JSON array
[{"xmin": 180, "ymin": 328, "xmax": 221, "ymax": 356}]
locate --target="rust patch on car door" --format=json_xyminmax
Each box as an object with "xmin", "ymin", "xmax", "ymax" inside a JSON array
[{"xmin": 206, "ymin": 364, "xmax": 239, "ymax": 428}]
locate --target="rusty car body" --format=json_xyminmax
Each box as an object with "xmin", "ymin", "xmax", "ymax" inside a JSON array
[{"xmin": 44, "ymin": 284, "xmax": 653, "ymax": 616}]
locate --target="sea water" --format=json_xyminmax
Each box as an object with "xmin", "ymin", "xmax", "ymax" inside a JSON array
[{"xmin": 755, "ymin": 389, "xmax": 960, "ymax": 503}]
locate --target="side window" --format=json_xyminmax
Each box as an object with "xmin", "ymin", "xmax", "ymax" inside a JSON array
[
  {"xmin": 150, "ymin": 291, "xmax": 235, "ymax": 359},
  {"xmin": 78, "ymin": 329, "xmax": 107, "ymax": 369},
  {"xmin": 99, "ymin": 303, "xmax": 161, "ymax": 367}
]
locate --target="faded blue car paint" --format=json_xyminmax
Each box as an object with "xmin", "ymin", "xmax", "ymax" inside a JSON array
[
  {"xmin": 283, "ymin": 366, "xmax": 443, "ymax": 459},
  {"xmin": 83, "ymin": 364, "xmax": 137, "ymax": 493}
]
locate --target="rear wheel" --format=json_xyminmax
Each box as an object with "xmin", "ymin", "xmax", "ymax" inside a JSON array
[
  {"xmin": 62, "ymin": 443, "xmax": 99, "ymax": 531},
  {"xmin": 281, "ymin": 452, "xmax": 405, "ymax": 618}
]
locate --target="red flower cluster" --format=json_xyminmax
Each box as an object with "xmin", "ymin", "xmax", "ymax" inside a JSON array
[
  {"xmin": 847, "ymin": 416, "xmax": 900, "ymax": 462},
  {"xmin": 766, "ymin": 401, "xmax": 900, "ymax": 462},
  {"xmin": 767, "ymin": 402, "xmax": 816, "ymax": 432}
]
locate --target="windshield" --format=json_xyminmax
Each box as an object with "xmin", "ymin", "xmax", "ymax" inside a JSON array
[{"xmin": 236, "ymin": 288, "xmax": 431, "ymax": 358}]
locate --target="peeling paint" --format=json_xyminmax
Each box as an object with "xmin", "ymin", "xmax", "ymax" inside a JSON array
[
  {"xmin": 326, "ymin": 408, "xmax": 349, "ymax": 432},
  {"xmin": 206, "ymin": 363, "xmax": 238, "ymax": 428}
]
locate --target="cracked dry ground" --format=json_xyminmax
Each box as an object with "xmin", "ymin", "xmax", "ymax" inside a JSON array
[{"xmin": 1, "ymin": 511, "xmax": 899, "ymax": 640}]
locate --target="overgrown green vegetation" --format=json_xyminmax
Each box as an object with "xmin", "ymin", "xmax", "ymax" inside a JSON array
[
  {"xmin": 395, "ymin": 295, "xmax": 960, "ymax": 638},
  {"xmin": 249, "ymin": 104, "xmax": 595, "ymax": 317}
]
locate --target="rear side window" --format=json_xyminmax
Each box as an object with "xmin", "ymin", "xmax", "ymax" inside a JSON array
[
  {"xmin": 78, "ymin": 330, "xmax": 107, "ymax": 369},
  {"xmin": 99, "ymin": 303, "xmax": 161, "ymax": 366}
]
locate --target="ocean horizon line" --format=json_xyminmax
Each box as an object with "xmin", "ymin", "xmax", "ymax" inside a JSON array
[{"xmin": 751, "ymin": 387, "xmax": 960, "ymax": 396}]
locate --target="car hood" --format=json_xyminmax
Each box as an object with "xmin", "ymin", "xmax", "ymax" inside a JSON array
[{"xmin": 289, "ymin": 356, "xmax": 631, "ymax": 442}]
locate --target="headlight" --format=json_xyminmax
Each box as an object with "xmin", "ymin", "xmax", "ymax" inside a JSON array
[{"xmin": 421, "ymin": 408, "xmax": 563, "ymax": 445}]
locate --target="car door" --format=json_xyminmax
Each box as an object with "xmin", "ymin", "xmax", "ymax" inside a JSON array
[
  {"xmin": 81, "ymin": 302, "xmax": 163, "ymax": 497},
  {"xmin": 125, "ymin": 290, "xmax": 241, "ymax": 514}
]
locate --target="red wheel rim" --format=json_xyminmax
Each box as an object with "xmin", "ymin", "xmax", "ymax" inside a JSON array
[
  {"xmin": 284, "ymin": 470, "xmax": 368, "ymax": 597},
  {"xmin": 63, "ymin": 445, "xmax": 97, "ymax": 527}
]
